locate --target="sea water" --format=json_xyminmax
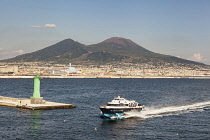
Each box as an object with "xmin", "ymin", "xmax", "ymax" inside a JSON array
[{"xmin": 0, "ymin": 78, "xmax": 210, "ymax": 140}]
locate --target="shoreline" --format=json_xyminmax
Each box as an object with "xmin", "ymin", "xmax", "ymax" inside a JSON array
[{"xmin": 1, "ymin": 75, "xmax": 210, "ymax": 79}]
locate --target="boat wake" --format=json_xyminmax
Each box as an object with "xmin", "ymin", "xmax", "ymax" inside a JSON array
[{"xmin": 124, "ymin": 101, "xmax": 210, "ymax": 119}]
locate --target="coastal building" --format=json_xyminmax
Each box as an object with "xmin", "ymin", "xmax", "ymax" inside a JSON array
[
  {"xmin": 48, "ymin": 69, "xmax": 66, "ymax": 75},
  {"xmin": 0, "ymin": 65, "xmax": 18, "ymax": 74}
]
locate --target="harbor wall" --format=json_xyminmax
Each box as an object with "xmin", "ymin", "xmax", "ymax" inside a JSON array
[{"xmin": 0, "ymin": 75, "xmax": 210, "ymax": 79}]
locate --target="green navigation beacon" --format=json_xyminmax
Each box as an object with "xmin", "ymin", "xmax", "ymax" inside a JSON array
[
  {"xmin": 32, "ymin": 75, "xmax": 41, "ymax": 98},
  {"xmin": 31, "ymin": 75, "xmax": 44, "ymax": 104}
]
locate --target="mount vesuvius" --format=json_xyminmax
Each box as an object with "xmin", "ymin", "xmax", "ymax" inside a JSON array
[{"xmin": 1, "ymin": 37, "xmax": 207, "ymax": 66}]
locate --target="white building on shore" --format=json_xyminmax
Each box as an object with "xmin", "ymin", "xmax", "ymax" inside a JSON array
[{"xmin": 0, "ymin": 65, "xmax": 18, "ymax": 74}]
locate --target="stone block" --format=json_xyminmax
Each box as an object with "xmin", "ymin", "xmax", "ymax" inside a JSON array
[{"xmin": 31, "ymin": 97, "xmax": 44, "ymax": 104}]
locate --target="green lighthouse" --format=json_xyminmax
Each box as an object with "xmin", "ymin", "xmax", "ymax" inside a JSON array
[{"xmin": 31, "ymin": 75, "xmax": 44, "ymax": 104}]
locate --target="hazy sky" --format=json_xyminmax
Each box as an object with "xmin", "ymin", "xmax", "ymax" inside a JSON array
[{"xmin": 0, "ymin": 0, "xmax": 209, "ymax": 64}]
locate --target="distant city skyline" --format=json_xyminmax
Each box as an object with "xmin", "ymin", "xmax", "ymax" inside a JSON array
[{"xmin": 0, "ymin": 0, "xmax": 209, "ymax": 64}]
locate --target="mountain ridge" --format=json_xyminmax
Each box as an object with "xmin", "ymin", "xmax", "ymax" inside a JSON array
[{"xmin": 0, "ymin": 37, "xmax": 207, "ymax": 66}]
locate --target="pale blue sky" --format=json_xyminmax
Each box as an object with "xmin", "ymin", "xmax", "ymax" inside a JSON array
[{"xmin": 0, "ymin": 0, "xmax": 209, "ymax": 64}]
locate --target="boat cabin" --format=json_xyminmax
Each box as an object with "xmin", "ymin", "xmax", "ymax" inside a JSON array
[{"xmin": 107, "ymin": 96, "xmax": 138, "ymax": 107}]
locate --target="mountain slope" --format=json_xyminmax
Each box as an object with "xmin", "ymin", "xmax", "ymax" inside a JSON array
[
  {"xmin": 87, "ymin": 37, "xmax": 165, "ymax": 58},
  {"xmin": 86, "ymin": 51, "xmax": 129, "ymax": 63},
  {"xmin": 86, "ymin": 37, "xmax": 206, "ymax": 65},
  {"xmin": 3, "ymin": 39, "xmax": 88, "ymax": 63}
]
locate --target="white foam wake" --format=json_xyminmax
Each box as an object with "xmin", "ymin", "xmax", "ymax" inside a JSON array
[{"xmin": 124, "ymin": 101, "xmax": 210, "ymax": 119}]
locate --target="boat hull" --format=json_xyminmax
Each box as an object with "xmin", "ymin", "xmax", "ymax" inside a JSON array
[
  {"xmin": 100, "ymin": 107, "xmax": 142, "ymax": 114},
  {"xmin": 99, "ymin": 112, "xmax": 125, "ymax": 118}
]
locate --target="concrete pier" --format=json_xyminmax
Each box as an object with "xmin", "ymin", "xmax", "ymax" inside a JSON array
[
  {"xmin": 0, "ymin": 75, "xmax": 76, "ymax": 110},
  {"xmin": 0, "ymin": 96, "xmax": 76, "ymax": 110}
]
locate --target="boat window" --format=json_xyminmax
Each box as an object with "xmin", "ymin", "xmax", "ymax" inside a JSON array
[
  {"xmin": 120, "ymin": 103, "xmax": 125, "ymax": 106},
  {"xmin": 129, "ymin": 103, "xmax": 137, "ymax": 107},
  {"xmin": 107, "ymin": 104, "xmax": 119, "ymax": 106}
]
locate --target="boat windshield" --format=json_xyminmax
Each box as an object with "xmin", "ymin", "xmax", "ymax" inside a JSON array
[{"xmin": 129, "ymin": 103, "xmax": 138, "ymax": 107}]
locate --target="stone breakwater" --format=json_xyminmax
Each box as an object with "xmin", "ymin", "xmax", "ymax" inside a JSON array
[{"xmin": 0, "ymin": 96, "xmax": 76, "ymax": 110}]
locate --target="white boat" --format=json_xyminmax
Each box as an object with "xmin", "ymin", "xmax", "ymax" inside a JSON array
[{"xmin": 99, "ymin": 96, "xmax": 145, "ymax": 119}]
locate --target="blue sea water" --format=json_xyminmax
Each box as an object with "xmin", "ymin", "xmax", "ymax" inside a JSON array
[{"xmin": 0, "ymin": 78, "xmax": 210, "ymax": 140}]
